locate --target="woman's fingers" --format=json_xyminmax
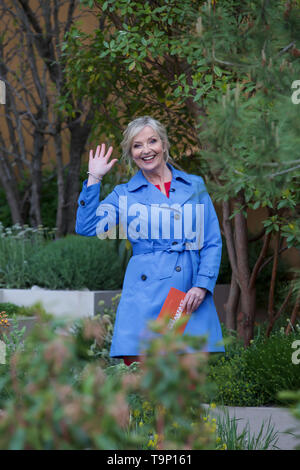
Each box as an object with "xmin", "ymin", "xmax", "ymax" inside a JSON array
[
  {"xmin": 108, "ymin": 158, "xmax": 118, "ymax": 170},
  {"xmin": 105, "ymin": 145, "xmax": 114, "ymax": 161},
  {"xmin": 88, "ymin": 144, "xmax": 116, "ymax": 179},
  {"xmin": 182, "ymin": 293, "xmax": 194, "ymax": 314},
  {"xmin": 186, "ymin": 296, "xmax": 199, "ymax": 314},
  {"xmin": 182, "ymin": 288, "xmax": 207, "ymax": 314},
  {"xmin": 99, "ymin": 143, "xmax": 106, "ymax": 159},
  {"xmin": 90, "ymin": 144, "xmax": 113, "ymax": 160}
]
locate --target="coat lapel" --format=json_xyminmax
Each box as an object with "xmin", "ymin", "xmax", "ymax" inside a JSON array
[{"xmin": 127, "ymin": 163, "xmax": 195, "ymax": 207}]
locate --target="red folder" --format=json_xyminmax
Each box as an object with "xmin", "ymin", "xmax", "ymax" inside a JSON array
[{"xmin": 156, "ymin": 287, "xmax": 189, "ymax": 334}]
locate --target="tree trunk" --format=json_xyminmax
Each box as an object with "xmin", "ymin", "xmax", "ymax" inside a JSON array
[
  {"xmin": 222, "ymin": 199, "xmax": 241, "ymax": 330},
  {"xmin": 267, "ymin": 230, "xmax": 280, "ymax": 333},
  {"xmin": 285, "ymin": 292, "xmax": 300, "ymax": 335},
  {"xmin": 234, "ymin": 191, "xmax": 256, "ymax": 346},
  {"xmin": 266, "ymin": 283, "xmax": 294, "ymax": 337},
  {"xmin": 0, "ymin": 169, "xmax": 23, "ymax": 224},
  {"xmin": 54, "ymin": 130, "xmax": 65, "ymax": 239},
  {"xmin": 0, "ymin": 149, "xmax": 23, "ymax": 224},
  {"xmin": 224, "ymin": 274, "xmax": 240, "ymax": 331},
  {"xmin": 240, "ymin": 285, "xmax": 256, "ymax": 347},
  {"xmin": 62, "ymin": 117, "xmax": 92, "ymax": 235},
  {"xmin": 29, "ymin": 121, "xmax": 45, "ymax": 226}
]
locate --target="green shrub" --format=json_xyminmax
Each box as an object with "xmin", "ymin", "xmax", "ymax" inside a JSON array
[
  {"xmin": 0, "ymin": 303, "xmax": 25, "ymax": 317},
  {"xmin": 207, "ymin": 324, "xmax": 300, "ymax": 406},
  {"xmin": 0, "ymin": 302, "xmax": 52, "ymax": 320},
  {"xmin": 70, "ymin": 294, "xmax": 120, "ymax": 367},
  {"xmin": 0, "ymin": 225, "xmax": 125, "ymax": 290},
  {"xmin": 0, "ymin": 316, "xmax": 215, "ymax": 450},
  {"xmin": 28, "ymin": 235, "xmax": 124, "ymax": 290},
  {"xmin": 0, "ymin": 224, "xmax": 54, "ymax": 288}
]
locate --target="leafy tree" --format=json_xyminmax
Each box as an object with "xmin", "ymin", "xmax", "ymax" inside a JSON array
[
  {"xmin": 0, "ymin": 1, "xmax": 100, "ymax": 235},
  {"xmin": 195, "ymin": 0, "xmax": 300, "ymax": 344}
]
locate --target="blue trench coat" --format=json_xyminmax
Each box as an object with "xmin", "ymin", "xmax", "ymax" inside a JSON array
[{"xmin": 76, "ymin": 163, "xmax": 225, "ymax": 356}]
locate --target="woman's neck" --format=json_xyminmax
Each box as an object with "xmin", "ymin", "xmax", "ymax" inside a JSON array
[{"xmin": 142, "ymin": 163, "xmax": 172, "ymax": 187}]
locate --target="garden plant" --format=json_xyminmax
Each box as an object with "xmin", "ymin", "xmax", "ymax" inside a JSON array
[
  {"xmin": 0, "ymin": 307, "xmax": 218, "ymax": 450},
  {"xmin": 0, "ymin": 298, "xmax": 295, "ymax": 450},
  {"xmin": 0, "ymin": 223, "xmax": 124, "ymax": 290}
]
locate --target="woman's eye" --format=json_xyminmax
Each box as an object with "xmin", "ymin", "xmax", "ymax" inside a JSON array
[{"xmin": 133, "ymin": 139, "xmax": 156, "ymax": 148}]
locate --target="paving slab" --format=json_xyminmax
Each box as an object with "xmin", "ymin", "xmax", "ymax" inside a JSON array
[{"xmin": 202, "ymin": 405, "xmax": 300, "ymax": 450}]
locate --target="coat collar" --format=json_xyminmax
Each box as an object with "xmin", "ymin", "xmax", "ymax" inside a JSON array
[
  {"xmin": 127, "ymin": 163, "xmax": 192, "ymax": 192},
  {"xmin": 127, "ymin": 163, "xmax": 195, "ymax": 207}
]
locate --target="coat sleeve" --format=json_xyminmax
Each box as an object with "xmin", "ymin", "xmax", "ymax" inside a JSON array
[
  {"xmin": 75, "ymin": 180, "xmax": 121, "ymax": 237},
  {"xmin": 193, "ymin": 178, "xmax": 222, "ymax": 295}
]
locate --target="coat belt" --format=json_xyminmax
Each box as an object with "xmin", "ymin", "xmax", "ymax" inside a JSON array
[
  {"xmin": 132, "ymin": 240, "xmax": 187, "ymax": 256},
  {"xmin": 131, "ymin": 241, "xmax": 199, "ymax": 283}
]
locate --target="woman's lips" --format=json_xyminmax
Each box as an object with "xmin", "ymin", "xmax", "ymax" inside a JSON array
[{"xmin": 142, "ymin": 155, "xmax": 156, "ymax": 162}]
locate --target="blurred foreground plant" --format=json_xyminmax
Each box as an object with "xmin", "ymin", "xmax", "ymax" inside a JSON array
[
  {"xmin": 131, "ymin": 319, "xmax": 215, "ymax": 450},
  {"xmin": 0, "ymin": 312, "xmax": 10, "ymax": 337},
  {"xmin": 0, "ymin": 314, "xmax": 215, "ymax": 450},
  {"xmin": 278, "ymin": 389, "xmax": 300, "ymax": 450}
]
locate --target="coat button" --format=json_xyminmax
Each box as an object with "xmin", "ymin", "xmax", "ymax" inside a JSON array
[
  {"xmin": 141, "ymin": 274, "xmax": 147, "ymax": 281},
  {"xmin": 80, "ymin": 200, "xmax": 85, "ymax": 206},
  {"xmin": 175, "ymin": 266, "xmax": 181, "ymax": 272},
  {"xmin": 172, "ymin": 241, "xmax": 178, "ymax": 245},
  {"xmin": 169, "ymin": 188, "xmax": 175, "ymax": 192},
  {"xmin": 174, "ymin": 213, "xmax": 180, "ymax": 220}
]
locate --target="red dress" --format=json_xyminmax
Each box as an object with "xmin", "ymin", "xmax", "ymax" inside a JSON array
[
  {"xmin": 155, "ymin": 181, "xmax": 171, "ymax": 198},
  {"xmin": 123, "ymin": 181, "xmax": 171, "ymax": 366}
]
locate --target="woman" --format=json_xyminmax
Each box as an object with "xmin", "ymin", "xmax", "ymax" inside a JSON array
[{"xmin": 76, "ymin": 116, "xmax": 225, "ymax": 364}]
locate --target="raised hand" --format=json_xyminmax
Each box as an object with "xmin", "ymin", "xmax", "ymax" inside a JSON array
[{"xmin": 87, "ymin": 143, "xmax": 118, "ymax": 186}]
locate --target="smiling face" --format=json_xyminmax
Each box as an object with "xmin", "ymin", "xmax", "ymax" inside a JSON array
[{"xmin": 130, "ymin": 125, "xmax": 166, "ymax": 173}]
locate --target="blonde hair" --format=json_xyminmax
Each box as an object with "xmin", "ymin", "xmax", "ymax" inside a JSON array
[{"xmin": 121, "ymin": 116, "xmax": 170, "ymax": 168}]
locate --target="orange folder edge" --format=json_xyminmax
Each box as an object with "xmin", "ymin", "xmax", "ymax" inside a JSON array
[{"xmin": 156, "ymin": 287, "xmax": 190, "ymax": 335}]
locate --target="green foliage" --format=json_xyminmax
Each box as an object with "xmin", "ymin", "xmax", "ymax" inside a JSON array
[
  {"xmin": 0, "ymin": 316, "xmax": 28, "ymax": 406},
  {"xmin": 278, "ymin": 388, "xmax": 300, "ymax": 419},
  {"xmin": 207, "ymin": 324, "xmax": 300, "ymax": 406},
  {"xmin": 0, "ymin": 300, "xmax": 295, "ymax": 450},
  {"xmin": 0, "ymin": 315, "xmax": 215, "ymax": 450},
  {"xmin": 0, "ymin": 302, "xmax": 51, "ymax": 319},
  {"xmin": 0, "ymin": 322, "xmax": 135, "ymax": 449},
  {"xmin": 28, "ymin": 235, "xmax": 124, "ymax": 290},
  {"xmin": 62, "ymin": 0, "xmax": 213, "ymax": 162},
  {"xmin": 278, "ymin": 389, "xmax": 300, "ymax": 449},
  {"xmin": 0, "ymin": 303, "xmax": 26, "ymax": 317},
  {"xmin": 196, "ymin": 1, "xmax": 300, "ymax": 250},
  {"xmin": 0, "ymin": 223, "xmax": 54, "ymax": 288},
  {"xmin": 133, "ymin": 329, "xmax": 214, "ymax": 449},
  {"xmin": 70, "ymin": 295, "xmax": 120, "ymax": 367},
  {"xmin": 204, "ymin": 404, "xmax": 279, "ymax": 450},
  {"xmin": 201, "ymin": 88, "xmax": 300, "ymax": 235},
  {"xmin": 0, "ymin": 224, "xmax": 125, "ymax": 290}
]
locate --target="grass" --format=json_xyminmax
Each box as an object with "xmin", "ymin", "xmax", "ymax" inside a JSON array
[{"xmin": 203, "ymin": 404, "xmax": 280, "ymax": 450}]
